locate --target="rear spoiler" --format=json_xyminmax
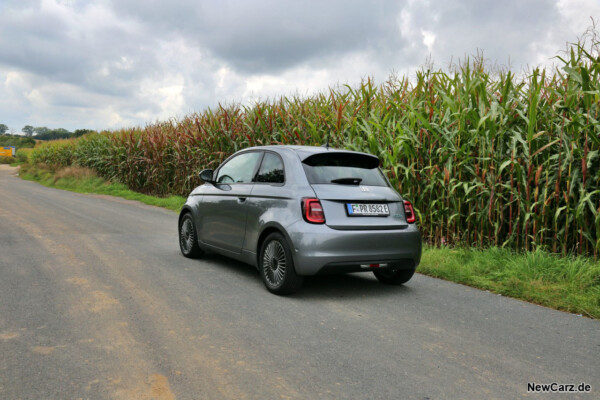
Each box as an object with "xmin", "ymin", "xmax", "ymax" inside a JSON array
[{"xmin": 302, "ymin": 152, "xmax": 380, "ymax": 169}]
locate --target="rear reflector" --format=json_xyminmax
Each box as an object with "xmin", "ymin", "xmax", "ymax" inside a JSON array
[
  {"xmin": 404, "ymin": 200, "xmax": 416, "ymax": 223},
  {"xmin": 302, "ymin": 198, "xmax": 325, "ymax": 224},
  {"xmin": 360, "ymin": 263, "xmax": 388, "ymax": 269}
]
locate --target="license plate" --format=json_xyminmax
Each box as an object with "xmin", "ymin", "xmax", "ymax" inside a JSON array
[{"xmin": 346, "ymin": 203, "xmax": 390, "ymax": 216}]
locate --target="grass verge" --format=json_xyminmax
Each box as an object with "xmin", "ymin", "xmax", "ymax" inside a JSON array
[
  {"xmin": 420, "ymin": 246, "xmax": 600, "ymax": 319},
  {"xmin": 19, "ymin": 163, "xmax": 186, "ymax": 212},
  {"xmin": 18, "ymin": 163, "xmax": 600, "ymax": 319}
]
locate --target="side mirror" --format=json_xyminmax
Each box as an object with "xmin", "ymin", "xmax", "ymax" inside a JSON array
[{"xmin": 199, "ymin": 169, "xmax": 214, "ymax": 183}]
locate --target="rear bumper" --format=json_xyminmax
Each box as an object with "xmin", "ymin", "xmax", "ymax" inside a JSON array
[{"xmin": 286, "ymin": 221, "xmax": 422, "ymax": 276}]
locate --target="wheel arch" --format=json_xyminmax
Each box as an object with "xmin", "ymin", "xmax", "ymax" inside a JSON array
[
  {"xmin": 178, "ymin": 205, "xmax": 204, "ymax": 258},
  {"xmin": 255, "ymin": 223, "xmax": 295, "ymax": 267},
  {"xmin": 178, "ymin": 205, "xmax": 194, "ymax": 227}
]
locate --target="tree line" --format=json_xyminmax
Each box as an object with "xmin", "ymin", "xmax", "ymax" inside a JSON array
[
  {"xmin": 0, "ymin": 123, "xmax": 94, "ymax": 141},
  {"xmin": 21, "ymin": 125, "xmax": 94, "ymax": 140},
  {"xmin": 0, "ymin": 134, "xmax": 36, "ymax": 149}
]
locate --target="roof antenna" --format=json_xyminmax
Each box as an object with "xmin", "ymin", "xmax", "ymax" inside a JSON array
[{"xmin": 321, "ymin": 132, "xmax": 330, "ymax": 149}]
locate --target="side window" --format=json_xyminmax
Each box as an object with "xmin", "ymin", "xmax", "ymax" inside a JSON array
[
  {"xmin": 216, "ymin": 152, "xmax": 261, "ymax": 183},
  {"xmin": 256, "ymin": 153, "xmax": 285, "ymax": 184}
]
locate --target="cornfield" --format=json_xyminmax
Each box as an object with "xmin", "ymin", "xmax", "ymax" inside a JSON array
[{"xmin": 31, "ymin": 38, "xmax": 600, "ymax": 256}]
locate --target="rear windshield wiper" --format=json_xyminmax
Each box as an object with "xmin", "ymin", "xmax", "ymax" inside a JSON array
[{"xmin": 330, "ymin": 177, "xmax": 363, "ymax": 185}]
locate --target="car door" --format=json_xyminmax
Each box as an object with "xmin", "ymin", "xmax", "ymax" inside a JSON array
[
  {"xmin": 243, "ymin": 151, "xmax": 288, "ymax": 254},
  {"xmin": 199, "ymin": 151, "xmax": 262, "ymax": 254}
]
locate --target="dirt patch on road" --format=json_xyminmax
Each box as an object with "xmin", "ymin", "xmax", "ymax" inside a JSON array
[
  {"xmin": 114, "ymin": 374, "xmax": 176, "ymax": 400},
  {"xmin": 150, "ymin": 374, "xmax": 176, "ymax": 400},
  {"xmin": 66, "ymin": 277, "xmax": 90, "ymax": 286},
  {"xmin": 0, "ymin": 332, "xmax": 19, "ymax": 340},
  {"xmin": 31, "ymin": 346, "xmax": 55, "ymax": 355},
  {"xmin": 0, "ymin": 164, "xmax": 19, "ymax": 175},
  {"xmin": 84, "ymin": 290, "xmax": 121, "ymax": 313}
]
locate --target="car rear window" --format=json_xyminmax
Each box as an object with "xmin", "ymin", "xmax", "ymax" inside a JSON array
[{"xmin": 301, "ymin": 152, "xmax": 388, "ymax": 186}]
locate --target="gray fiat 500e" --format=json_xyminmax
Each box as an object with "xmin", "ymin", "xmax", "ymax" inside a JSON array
[{"xmin": 178, "ymin": 145, "xmax": 422, "ymax": 294}]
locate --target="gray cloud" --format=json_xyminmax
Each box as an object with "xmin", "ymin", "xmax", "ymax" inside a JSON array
[
  {"xmin": 0, "ymin": 0, "xmax": 597, "ymax": 132},
  {"xmin": 409, "ymin": 0, "xmax": 563, "ymax": 69},
  {"xmin": 0, "ymin": 0, "xmax": 164, "ymax": 96},
  {"xmin": 111, "ymin": 0, "xmax": 405, "ymax": 73}
]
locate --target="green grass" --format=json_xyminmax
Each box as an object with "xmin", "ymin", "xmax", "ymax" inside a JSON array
[
  {"xmin": 420, "ymin": 246, "xmax": 600, "ymax": 318},
  {"xmin": 19, "ymin": 164, "xmax": 186, "ymax": 212},
  {"xmin": 18, "ymin": 163, "xmax": 600, "ymax": 319}
]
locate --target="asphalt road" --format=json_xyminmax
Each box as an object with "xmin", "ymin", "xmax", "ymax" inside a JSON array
[{"xmin": 0, "ymin": 165, "xmax": 598, "ymax": 400}]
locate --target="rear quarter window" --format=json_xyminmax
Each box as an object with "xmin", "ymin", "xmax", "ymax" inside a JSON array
[
  {"xmin": 256, "ymin": 152, "xmax": 285, "ymax": 184},
  {"xmin": 301, "ymin": 152, "xmax": 388, "ymax": 186}
]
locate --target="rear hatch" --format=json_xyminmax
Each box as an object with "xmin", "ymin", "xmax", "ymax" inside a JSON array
[{"xmin": 302, "ymin": 151, "xmax": 408, "ymax": 230}]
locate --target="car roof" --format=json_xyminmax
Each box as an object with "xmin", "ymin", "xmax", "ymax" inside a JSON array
[{"xmin": 244, "ymin": 145, "xmax": 378, "ymax": 161}]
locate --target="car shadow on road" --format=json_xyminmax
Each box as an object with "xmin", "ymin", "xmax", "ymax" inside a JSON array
[
  {"xmin": 296, "ymin": 273, "xmax": 414, "ymax": 300},
  {"xmin": 199, "ymin": 252, "xmax": 260, "ymax": 277},
  {"xmin": 200, "ymin": 252, "xmax": 414, "ymax": 300}
]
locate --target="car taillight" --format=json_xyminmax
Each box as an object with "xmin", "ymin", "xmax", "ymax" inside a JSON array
[
  {"xmin": 302, "ymin": 198, "xmax": 325, "ymax": 224},
  {"xmin": 404, "ymin": 200, "xmax": 416, "ymax": 223}
]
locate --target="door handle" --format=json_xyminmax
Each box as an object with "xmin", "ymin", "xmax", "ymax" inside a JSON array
[{"xmin": 238, "ymin": 197, "xmax": 247, "ymax": 203}]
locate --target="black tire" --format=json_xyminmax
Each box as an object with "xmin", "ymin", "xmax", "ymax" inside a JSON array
[
  {"xmin": 373, "ymin": 268, "xmax": 415, "ymax": 285},
  {"xmin": 179, "ymin": 213, "xmax": 203, "ymax": 258},
  {"xmin": 259, "ymin": 232, "xmax": 303, "ymax": 295}
]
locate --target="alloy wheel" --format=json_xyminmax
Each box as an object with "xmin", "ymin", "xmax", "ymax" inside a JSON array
[
  {"xmin": 262, "ymin": 240, "xmax": 287, "ymax": 287},
  {"xmin": 180, "ymin": 218, "xmax": 195, "ymax": 253}
]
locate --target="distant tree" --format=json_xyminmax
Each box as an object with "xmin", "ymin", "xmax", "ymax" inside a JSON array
[
  {"xmin": 0, "ymin": 134, "xmax": 35, "ymax": 148},
  {"xmin": 0, "ymin": 124, "xmax": 8, "ymax": 134},
  {"xmin": 53, "ymin": 128, "xmax": 71, "ymax": 136},
  {"xmin": 33, "ymin": 126, "xmax": 74, "ymax": 140},
  {"xmin": 22, "ymin": 125, "xmax": 35, "ymax": 137},
  {"xmin": 33, "ymin": 126, "xmax": 50, "ymax": 136}
]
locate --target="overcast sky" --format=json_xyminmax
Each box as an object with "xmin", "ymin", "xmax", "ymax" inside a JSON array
[{"xmin": 0, "ymin": 0, "xmax": 598, "ymax": 133}]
